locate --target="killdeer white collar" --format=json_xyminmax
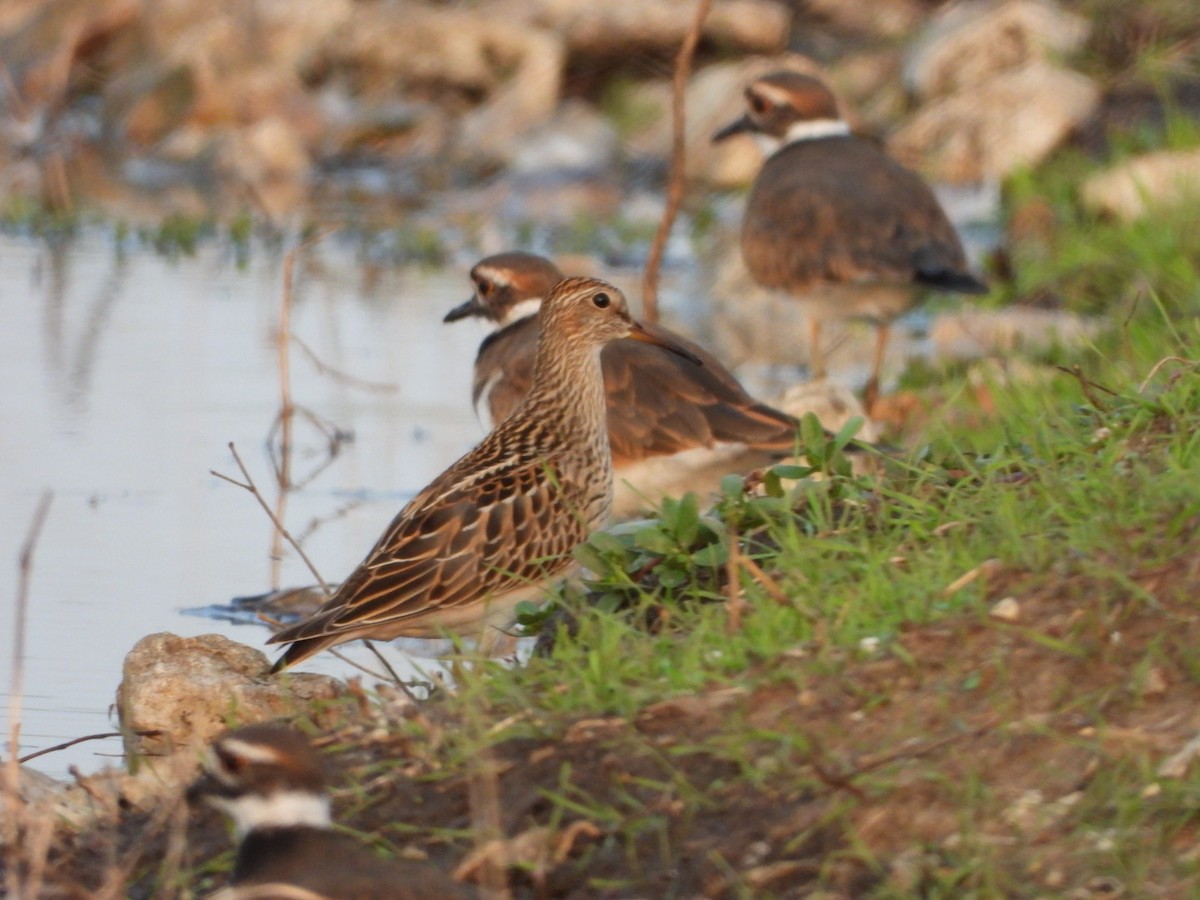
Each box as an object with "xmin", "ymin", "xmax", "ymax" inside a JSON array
[
  {"xmin": 756, "ymin": 118, "xmax": 852, "ymax": 156},
  {"xmin": 499, "ymin": 296, "xmax": 544, "ymax": 327},
  {"xmin": 215, "ymin": 790, "xmax": 332, "ymax": 839}
]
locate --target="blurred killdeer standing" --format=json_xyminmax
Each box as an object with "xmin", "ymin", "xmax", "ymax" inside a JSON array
[
  {"xmin": 269, "ymin": 277, "xmax": 696, "ymax": 670},
  {"xmin": 445, "ymin": 252, "xmax": 850, "ymax": 514},
  {"xmin": 188, "ymin": 723, "xmax": 474, "ymax": 899},
  {"xmin": 713, "ymin": 71, "xmax": 987, "ymax": 402}
]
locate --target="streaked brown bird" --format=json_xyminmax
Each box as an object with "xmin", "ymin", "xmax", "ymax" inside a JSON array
[
  {"xmin": 269, "ymin": 277, "xmax": 695, "ymax": 671},
  {"xmin": 713, "ymin": 70, "xmax": 987, "ymax": 402},
  {"xmin": 188, "ymin": 723, "xmax": 475, "ymax": 899},
  {"xmin": 444, "ymin": 252, "xmax": 829, "ymax": 512}
]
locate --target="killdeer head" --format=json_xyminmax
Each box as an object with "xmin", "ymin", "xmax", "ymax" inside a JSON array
[
  {"xmin": 713, "ymin": 71, "xmax": 850, "ymax": 157},
  {"xmin": 443, "ymin": 252, "xmax": 564, "ymax": 328},
  {"xmin": 188, "ymin": 724, "xmax": 330, "ymax": 838},
  {"xmin": 188, "ymin": 724, "xmax": 476, "ymax": 897}
]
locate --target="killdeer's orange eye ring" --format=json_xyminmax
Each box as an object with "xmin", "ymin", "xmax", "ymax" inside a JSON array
[
  {"xmin": 592, "ymin": 292, "xmax": 610, "ymax": 309},
  {"xmin": 216, "ymin": 746, "xmax": 246, "ymax": 774}
]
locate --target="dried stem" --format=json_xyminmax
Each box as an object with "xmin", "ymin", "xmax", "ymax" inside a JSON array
[
  {"xmin": 724, "ymin": 520, "xmax": 746, "ymax": 633},
  {"xmin": 291, "ymin": 334, "xmax": 399, "ymax": 393},
  {"xmin": 271, "ymin": 243, "xmax": 299, "ymax": 587},
  {"xmin": 211, "ymin": 442, "xmax": 331, "ymax": 595},
  {"xmin": 18, "ymin": 730, "xmax": 162, "ymax": 765},
  {"xmin": 4, "ymin": 490, "xmax": 52, "ymax": 899},
  {"xmin": 1138, "ymin": 355, "xmax": 1198, "ymax": 393},
  {"xmin": 641, "ymin": 0, "xmax": 712, "ymax": 323}
]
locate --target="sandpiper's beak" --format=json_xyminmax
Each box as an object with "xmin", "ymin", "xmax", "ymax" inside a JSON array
[
  {"xmin": 443, "ymin": 296, "xmax": 485, "ymax": 323},
  {"xmin": 626, "ymin": 321, "xmax": 703, "ymax": 366},
  {"xmin": 712, "ymin": 114, "xmax": 754, "ymax": 143}
]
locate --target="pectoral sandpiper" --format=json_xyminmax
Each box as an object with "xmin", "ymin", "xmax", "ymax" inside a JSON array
[
  {"xmin": 713, "ymin": 71, "xmax": 987, "ymax": 403},
  {"xmin": 268, "ymin": 277, "xmax": 695, "ymax": 670},
  {"xmin": 188, "ymin": 723, "xmax": 474, "ymax": 898}
]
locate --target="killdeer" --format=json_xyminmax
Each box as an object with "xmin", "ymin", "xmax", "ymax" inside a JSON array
[
  {"xmin": 713, "ymin": 71, "xmax": 987, "ymax": 402},
  {"xmin": 188, "ymin": 723, "xmax": 473, "ymax": 899},
  {"xmin": 269, "ymin": 277, "xmax": 697, "ymax": 670},
  {"xmin": 444, "ymin": 252, "xmax": 849, "ymax": 515}
]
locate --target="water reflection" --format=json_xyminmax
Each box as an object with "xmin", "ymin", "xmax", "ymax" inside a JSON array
[{"xmin": 0, "ymin": 232, "xmax": 488, "ymax": 777}]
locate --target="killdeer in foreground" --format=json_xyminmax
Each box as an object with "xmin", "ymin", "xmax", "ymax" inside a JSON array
[
  {"xmin": 713, "ymin": 71, "xmax": 987, "ymax": 403},
  {"xmin": 188, "ymin": 723, "xmax": 474, "ymax": 899},
  {"xmin": 269, "ymin": 277, "xmax": 696, "ymax": 670},
  {"xmin": 444, "ymin": 252, "xmax": 861, "ymax": 515}
]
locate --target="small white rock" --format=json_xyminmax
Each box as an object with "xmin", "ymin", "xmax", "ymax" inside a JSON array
[{"xmin": 990, "ymin": 596, "xmax": 1021, "ymax": 622}]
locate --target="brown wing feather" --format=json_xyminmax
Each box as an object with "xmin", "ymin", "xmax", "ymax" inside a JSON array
[
  {"xmin": 742, "ymin": 136, "xmax": 971, "ymax": 292},
  {"xmin": 475, "ymin": 317, "xmax": 806, "ymax": 466},
  {"xmin": 268, "ymin": 454, "xmax": 585, "ymax": 665},
  {"xmin": 602, "ymin": 324, "xmax": 799, "ymax": 462}
]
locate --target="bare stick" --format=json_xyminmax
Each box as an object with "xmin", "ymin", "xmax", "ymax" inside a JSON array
[
  {"xmin": 291, "ymin": 334, "xmax": 399, "ymax": 394},
  {"xmin": 212, "ymin": 443, "xmax": 331, "ymax": 595},
  {"xmin": 4, "ymin": 490, "xmax": 52, "ymax": 899},
  {"xmin": 1138, "ymin": 355, "xmax": 1198, "ymax": 393},
  {"xmin": 18, "ymin": 730, "xmax": 162, "ymax": 765},
  {"xmin": 641, "ymin": 0, "xmax": 713, "ymax": 323},
  {"xmin": 724, "ymin": 520, "xmax": 746, "ymax": 634},
  {"xmin": 271, "ymin": 242, "xmax": 299, "ymax": 587}
]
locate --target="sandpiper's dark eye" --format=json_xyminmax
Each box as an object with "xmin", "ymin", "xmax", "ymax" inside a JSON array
[
  {"xmin": 748, "ymin": 93, "xmax": 769, "ymax": 115},
  {"xmin": 592, "ymin": 292, "xmax": 610, "ymax": 309},
  {"xmin": 478, "ymin": 280, "xmax": 493, "ymax": 297}
]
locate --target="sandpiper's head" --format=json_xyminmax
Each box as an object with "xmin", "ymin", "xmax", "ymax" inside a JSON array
[
  {"xmin": 444, "ymin": 252, "xmax": 564, "ymax": 327},
  {"xmin": 187, "ymin": 724, "xmax": 330, "ymax": 838},
  {"xmin": 713, "ymin": 72, "xmax": 847, "ymax": 152},
  {"xmin": 537, "ymin": 277, "xmax": 701, "ymax": 363}
]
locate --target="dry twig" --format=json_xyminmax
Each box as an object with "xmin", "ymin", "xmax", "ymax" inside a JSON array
[
  {"xmin": 211, "ymin": 442, "xmax": 331, "ymax": 595},
  {"xmin": 4, "ymin": 490, "xmax": 52, "ymax": 900},
  {"xmin": 641, "ymin": 0, "xmax": 713, "ymax": 323}
]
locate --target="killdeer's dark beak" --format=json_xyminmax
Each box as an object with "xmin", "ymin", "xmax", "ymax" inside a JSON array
[
  {"xmin": 443, "ymin": 296, "xmax": 485, "ymax": 323},
  {"xmin": 626, "ymin": 321, "xmax": 703, "ymax": 366},
  {"xmin": 185, "ymin": 771, "xmax": 216, "ymax": 806},
  {"xmin": 712, "ymin": 114, "xmax": 754, "ymax": 143}
]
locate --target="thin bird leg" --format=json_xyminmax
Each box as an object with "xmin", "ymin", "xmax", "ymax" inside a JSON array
[
  {"xmin": 864, "ymin": 321, "xmax": 891, "ymax": 410},
  {"xmin": 808, "ymin": 316, "xmax": 826, "ymax": 379}
]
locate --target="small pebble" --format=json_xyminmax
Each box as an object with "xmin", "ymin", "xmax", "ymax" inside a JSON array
[{"xmin": 990, "ymin": 596, "xmax": 1020, "ymax": 622}]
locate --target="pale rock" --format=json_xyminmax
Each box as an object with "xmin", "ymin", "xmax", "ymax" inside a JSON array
[
  {"xmin": 533, "ymin": 0, "xmax": 790, "ymax": 56},
  {"xmin": 327, "ymin": 6, "xmax": 565, "ymax": 163},
  {"xmin": 827, "ymin": 50, "xmax": 907, "ymax": 130},
  {"xmin": 990, "ymin": 596, "xmax": 1021, "ymax": 622},
  {"xmin": 803, "ymin": 0, "xmax": 924, "ymax": 39},
  {"xmin": 932, "ymin": 306, "xmax": 1100, "ymax": 359},
  {"xmin": 776, "ymin": 380, "xmax": 880, "ymax": 443},
  {"xmin": 509, "ymin": 101, "xmax": 620, "ymax": 174},
  {"xmin": 889, "ymin": 62, "xmax": 1100, "ymax": 183},
  {"xmin": 7, "ymin": 750, "xmax": 198, "ymax": 836},
  {"xmin": 215, "ymin": 116, "xmax": 312, "ymax": 183},
  {"xmin": 1080, "ymin": 149, "xmax": 1200, "ymax": 221},
  {"xmin": 904, "ymin": 0, "xmax": 1092, "ymax": 99},
  {"xmin": 116, "ymin": 632, "xmax": 347, "ymax": 757}
]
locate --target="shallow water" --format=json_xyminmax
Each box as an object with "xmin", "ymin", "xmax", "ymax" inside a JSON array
[{"xmin": 0, "ymin": 232, "xmax": 496, "ymax": 777}]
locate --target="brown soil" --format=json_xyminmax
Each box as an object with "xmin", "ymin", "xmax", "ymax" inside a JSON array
[{"xmin": 34, "ymin": 558, "xmax": 1200, "ymax": 898}]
